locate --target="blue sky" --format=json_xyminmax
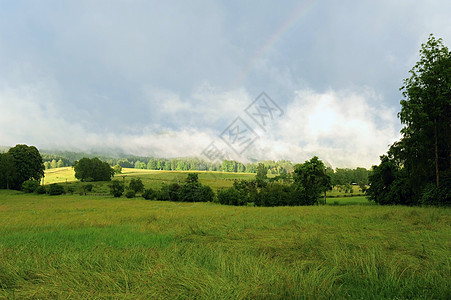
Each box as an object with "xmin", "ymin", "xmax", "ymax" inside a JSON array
[{"xmin": 1, "ymin": 0, "xmax": 450, "ymax": 167}]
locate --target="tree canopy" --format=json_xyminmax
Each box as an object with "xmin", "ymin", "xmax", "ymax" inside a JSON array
[
  {"xmin": 73, "ymin": 157, "xmax": 114, "ymax": 182},
  {"xmin": 368, "ymin": 34, "xmax": 450, "ymax": 205},
  {"xmin": 0, "ymin": 145, "xmax": 44, "ymax": 190}
]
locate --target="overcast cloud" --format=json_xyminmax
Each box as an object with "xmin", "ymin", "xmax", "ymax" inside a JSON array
[{"xmin": 1, "ymin": 0, "xmax": 450, "ymax": 168}]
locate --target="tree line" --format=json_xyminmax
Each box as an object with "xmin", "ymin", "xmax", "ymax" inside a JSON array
[
  {"xmin": 107, "ymin": 157, "xmax": 331, "ymax": 207},
  {"xmin": 367, "ymin": 34, "xmax": 450, "ymax": 206}
]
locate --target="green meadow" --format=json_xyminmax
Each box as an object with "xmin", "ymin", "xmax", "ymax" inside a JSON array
[{"xmin": 0, "ymin": 169, "xmax": 449, "ymax": 298}]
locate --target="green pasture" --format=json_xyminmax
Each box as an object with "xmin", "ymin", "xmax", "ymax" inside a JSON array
[{"xmin": 0, "ymin": 190, "xmax": 450, "ymax": 298}]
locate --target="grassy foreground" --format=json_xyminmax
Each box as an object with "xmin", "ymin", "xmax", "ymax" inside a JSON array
[{"xmin": 0, "ymin": 190, "xmax": 450, "ymax": 299}]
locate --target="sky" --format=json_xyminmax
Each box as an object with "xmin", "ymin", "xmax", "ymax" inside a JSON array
[{"xmin": 0, "ymin": 0, "xmax": 450, "ymax": 168}]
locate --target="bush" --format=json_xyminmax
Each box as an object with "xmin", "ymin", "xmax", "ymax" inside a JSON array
[
  {"xmin": 128, "ymin": 178, "xmax": 144, "ymax": 194},
  {"xmin": 67, "ymin": 186, "xmax": 75, "ymax": 194},
  {"xmin": 22, "ymin": 180, "xmax": 40, "ymax": 193},
  {"xmin": 179, "ymin": 183, "xmax": 214, "ymax": 202},
  {"xmin": 35, "ymin": 185, "xmax": 46, "ymax": 194},
  {"xmin": 142, "ymin": 188, "xmax": 156, "ymax": 200},
  {"xmin": 217, "ymin": 188, "xmax": 244, "ymax": 206},
  {"xmin": 110, "ymin": 180, "xmax": 124, "ymax": 197},
  {"xmin": 125, "ymin": 190, "xmax": 136, "ymax": 198},
  {"xmin": 48, "ymin": 184, "xmax": 65, "ymax": 195},
  {"xmin": 256, "ymin": 183, "xmax": 294, "ymax": 206},
  {"xmin": 197, "ymin": 185, "xmax": 214, "ymax": 202},
  {"xmin": 85, "ymin": 184, "xmax": 93, "ymax": 192},
  {"xmin": 159, "ymin": 183, "xmax": 181, "ymax": 201}
]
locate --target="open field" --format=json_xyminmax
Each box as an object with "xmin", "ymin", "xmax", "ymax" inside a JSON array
[
  {"xmin": 44, "ymin": 167, "xmax": 255, "ymax": 193},
  {"xmin": 0, "ymin": 190, "xmax": 450, "ymax": 299},
  {"xmin": 43, "ymin": 167, "xmax": 366, "ymax": 199}
]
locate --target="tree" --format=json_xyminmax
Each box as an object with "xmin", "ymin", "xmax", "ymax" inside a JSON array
[
  {"xmin": 3, "ymin": 145, "xmax": 44, "ymax": 190},
  {"xmin": 0, "ymin": 153, "xmax": 17, "ymax": 189},
  {"xmin": 128, "ymin": 178, "xmax": 144, "ymax": 194},
  {"xmin": 370, "ymin": 34, "xmax": 451, "ymax": 205},
  {"xmin": 57, "ymin": 159, "xmax": 64, "ymax": 168},
  {"xmin": 256, "ymin": 163, "xmax": 268, "ymax": 187},
  {"xmin": 113, "ymin": 164, "xmax": 122, "ymax": 174},
  {"xmin": 367, "ymin": 155, "xmax": 414, "ymax": 205},
  {"xmin": 293, "ymin": 156, "xmax": 331, "ymax": 205},
  {"xmin": 48, "ymin": 183, "xmax": 65, "ymax": 195},
  {"xmin": 73, "ymin": 157, "xmax": 114, "ymax": 182},
  {"xmin": 186, "ymin": 173, "xmax": 199, "ymax": 184},
  {"xmin": 110, "ymin": 180, "xmax": 125, "ymax": 197},
  {"xmin": 399, "ymin": 34, "xmax": 450, "ymax": 190},
  {"xmin": 50, "ymin": 159, "xmax": 58, "ymax": 169}
]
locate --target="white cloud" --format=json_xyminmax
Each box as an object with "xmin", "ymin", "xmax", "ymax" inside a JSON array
[
  {"xmin": 242, "ymin": 88, "xmax": 400, "ymax": 168},
  {"xmin": 0, "ymin": 78, "xmax": 400, "ymax": 168}
]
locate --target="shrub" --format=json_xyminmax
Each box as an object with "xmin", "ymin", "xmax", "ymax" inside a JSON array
[
  {"xmin": 125, "ymin": 190, "xmax": 136, "ymax": 198},
  {"xmin": 142, "ymin": 188, "xmax": 156, "ymax": 200},
  {"xmin": 128, "ymin": 178, "xmax": 144, "ymax": 194},
  {"xmin": 163, "ymin": 183, "xmax": 181, "ymax": 201},
  {"xmin": 197, "ymin": 185, "xmax": 214, "ymax": 202},
  {"xmin": 48, "ymin": 183, "xmax": 65, "ymax": 195},
  {"xmin": 22, "ymin": 180, "xmax": 40, "ymax": 193},
  {"xmin": 156, "ymin": 184, "xmax": 171, "ymax": 200},
  {"xmin": 67, "ymin": 186, "xmax": 75, "ymax": 194},
  {"xmin": 110, "ymin": 180, "xmax": 124, "ymax": 198},
  {"xmin": 35, "ymin": 185, "xmax": 46, "ymax": 194},
  {"xmin": 85, "ymin": 184, "xmax": 93, "ymax": 192},
  {"xmin": 179, "ymin": 183, "xmax": 214, "ymax": 202},
  {"xmin": 217, "ymin": 188, "xmax": 244, "ymax": 206},
  {"xmin": 256, "ymin": 183, "xmax": 293, "ymax": 206}
]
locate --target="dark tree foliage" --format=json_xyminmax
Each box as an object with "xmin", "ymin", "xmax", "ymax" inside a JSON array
[
  {"xmin": 218, "ymin": 157, "xmax": 331, "ymax": 207},
  {"xmin": 110, "ymin": 180, "xmax": 125, "ymax": 197},
  {"xmin": 255, "ymin": 183, "xmax": 294, "ymax": 207},
  {"xmin": 367, "ymin": 156, "xmax": 414, "ymax": 205},
  {"xmin": 217, "ymin": 187, "xmax": 246, "ymax": 206},
  {"xmin": 142, "ymin": 188, "xmax": 156, "ymax": 200},
  {"xmin": 73, "ymin": 157, "xmax": 114, "ymax": 182},
  {"xmin": 47, "ymin": 184, "xmax": 65, "ymax": 195},
  {"xmin": 292, "ymin": 156, "xmax": 331, "ymax": 205},
  {"xmin": 369, "ymin": 35, "xmax": 450, "ymax": 206},
  {"xmin": 156, "ymin": 174, "xmax": 213, "ymax": 202},
  {"xmin": 186, "ymin": 173, "xmax": 199, "ymax": 184},
  {"xmin": 22, "ymin": 180, "xmax": 40, "ymax": 193},
  {"xmin": 0, "ymin": 153, "xmax": 17, "ymax": 189},
  {"xmin": 0, "ymin": 145, "xmax": 44, "ymax": 190},
  {"xmin": 399, "ymin": 35, "xmax": 451, "ymax": 190},
  {"xmin": 128, "ymin": 178, "xmax": 144, "ymax": 194},
  {"xmin": 125, "ymin": 190, "xmax": 136, "ymax": 198}
]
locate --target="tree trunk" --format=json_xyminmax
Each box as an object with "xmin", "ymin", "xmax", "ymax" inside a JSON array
[{"xmin": 434, "ymin": 118, "xmax": 439, "ymax": 187}]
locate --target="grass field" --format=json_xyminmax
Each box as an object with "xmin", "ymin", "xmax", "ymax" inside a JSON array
[
  {"xmin": 43, "ymin": 167, "xmax": 365, "ymax": 198},
  {"xmin": 0, "ymin": 188, "xmax": 450, "ymax": 299},
  {"xmin": 43, "ymin": 167, "xmax": 255, "ymax": 194}
]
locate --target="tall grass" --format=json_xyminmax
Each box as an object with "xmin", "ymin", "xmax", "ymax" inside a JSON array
[{"xmin": 0, "ymin": 190, "xmax": 449, "ymax": 298}]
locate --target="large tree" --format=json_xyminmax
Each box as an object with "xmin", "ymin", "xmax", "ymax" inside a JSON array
[
  {"xmin": 0, "ymin": 153, "xmax": 17, "ymax": 189},
  {"xmin": 0, "ymin": 145, "xmax": 44, "ymax": 190},
  {"xmin": 399, "ymin": 34, "xmax": 451, "ymax": 189},
  {"xmin": 369, "ymin": 34, "xmax": 450, "ymax": 205},
  {"xmin": 73, "ymin": 157, "xmax": 114, "ymax": 182},
  {"xmin": 292, "ymin": 156, "xmax": 331, "ymax": 205}
]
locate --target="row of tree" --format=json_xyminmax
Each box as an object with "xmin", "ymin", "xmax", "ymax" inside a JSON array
[
  {"xmin": 108, "ymin": 157, "xmax": 330, "ymax": 207},
  {"xmin": 109, "ymin": 173, "xmax": 215, "ymax": 202},
  {"xmin": 37, "ymin": 149, "xmax": 372, "ymax": 182},
  {"xmin": 367, "ymin": 35, "xmax": 450, "ymax": 206}
]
